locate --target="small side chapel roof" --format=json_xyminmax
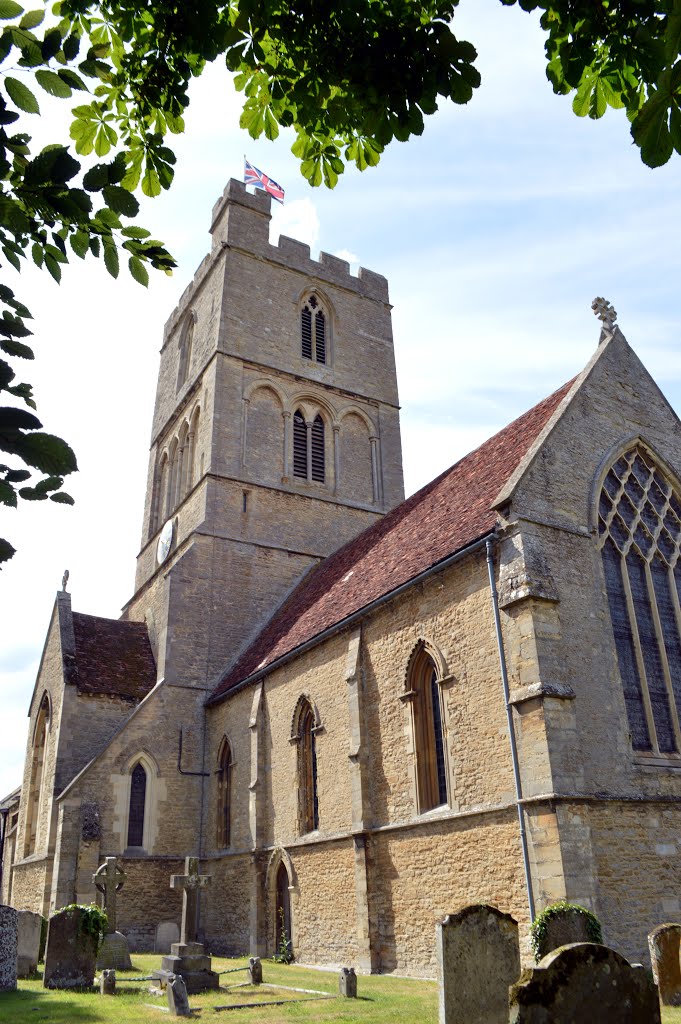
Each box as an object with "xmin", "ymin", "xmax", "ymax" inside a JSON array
[
  {"xmin": 72, "ymin": 613, "xmax": 157, "ymax": 701},
  {"xmin": 210, "ymin": 375, "xmax": 576, "ymax": 702}
]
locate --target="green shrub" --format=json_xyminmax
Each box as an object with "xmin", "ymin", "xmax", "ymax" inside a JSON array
[{"xmin": 530, "ymin": 900, "xmax": 602, "ymax": 963}]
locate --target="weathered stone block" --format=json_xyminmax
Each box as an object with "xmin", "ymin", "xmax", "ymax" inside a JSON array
[
  {"xmin": 509, "ymin": 943, "xmax": 661, "ymax": 1023},
  {"xmin": 167, "ymin": 973, "xmax": 191, "ymax": 1016},
  {"xmin": 339, "ymin": 966, "xmax": 357, "ymax": 997},
  {"xmin": 16, "ymin": 909, "xmax": 42, "ymax": 977},
  {"xmin": 97, "ymin": 930, "xmax": 132, "ymax": 970},
  {"xmin": 248, "ymin": 956, "xmax": 262, "ymax": 984},
  {"xmin": 649, "ymin": 923, "xmax": 681, "ymax": 1006},
  {"xmin": 437, "ymin": 905, "xmax": 520, "ymax": 1024},
  {"xmin": 43, "ymin": 907, "xmax": 99, "ymax": 989},
  {"xmin": 0, "ymin": 905, "xmax": 18, "ymax": 992},
  {"xmin": 100, "ymin": 968, "xmax": 116, "ymax": 994}
]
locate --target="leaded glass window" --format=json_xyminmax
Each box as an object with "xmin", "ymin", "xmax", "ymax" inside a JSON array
[
  {"xmin": 409, "ymin": 647, "xmax": 448, "ymax": 812},
  {"xmin": 298, "ymin": 700, "xmax": 319, "ymax": 834},
  {"xmin": 127, "ymin": 763, "xmax": 147, "ymax": 847},
  {"xmin": 598, "ymin": 446, "xmax": 681, "ymax": 755}
]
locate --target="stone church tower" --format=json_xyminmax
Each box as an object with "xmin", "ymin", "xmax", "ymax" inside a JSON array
[{"xmin": 123, "ymin": 179, "xmax": 404, "ymax": 689}]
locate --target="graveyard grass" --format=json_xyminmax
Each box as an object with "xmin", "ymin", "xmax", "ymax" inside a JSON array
[{"xmin": 3, "ymin": 953, "xmax": 681, "ymax": 1022}]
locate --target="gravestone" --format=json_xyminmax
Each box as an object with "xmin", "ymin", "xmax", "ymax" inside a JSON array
[
  {"xmin": 509, "ymin": 943, "xmax": 661, "ymax": 1023},
  {"xmin": 158, "ymin": 857, "xmax": 219, "ymax": 994},
  {"xmin": 649, "ymin": 923, "xmax": 681, "ymax": 1006},
  {"xmin": 0, "ymin": 905, "xmax": 18, "ymax": 992},
  {"xmin": 93, "ymin": 856, "xmax": 132, "ymax": 969},
  {"xmin": 167, "ymin": 973, "xmax": 191, "ymax": 1016},
  {"xmin": 437, "ymin": 905, "xmax": 520, "ymax": 1024},
  {"xmin": 100, "ymin": 968, "xmax": 116, "ymax": 994},
  {"xmin": 533, "ymin": 903, "xmax": 595, "ymax": 960},
  {"xmin": 155, "ymin": 920, "xmax": 180, "ymax": 952},
  {"xmin": 16, "ymin": 909, "xmax": 42, "ymax": 977},
  {"xmin": 43, "ymin": 906, "xmax": 99, "ymax": 989},
  {"xmin": 248, "ymin": 956, "xmax": 262, "ymax": 984},
  {"xmin": 339, "ymin": 966, "xmax": 357, "ymax": 997}
]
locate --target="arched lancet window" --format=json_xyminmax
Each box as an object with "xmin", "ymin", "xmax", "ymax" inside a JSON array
[
  {"xmin": 127, "ymin": 762, "xmax": 147, "ymax": 847},
  {"xmin": 296, "ymin": 698, "xmax": 319, "ymax": 834},
  {"xmin": 292, "ymin": 410, "xmax": 325, "ymax": 484},
  {"xmin": 275, "ymin": 861, "xmax": 292, "ymax": 956},
  {"xmin": 217, "ymin": 738, "xmax": 232, "ymax": 847},
  {"xmin": 155, "ymin": 453, "xmax": 169, "ymax": 532},
  {"xmin": 177, "ymin": 312, "xmax": 195, "ymax": 390},
  {"xmin": 599, "ymin": 446, "xmax": 681, "ymax": 755},
  {"xmin": 24, "ymin": 693, "xmax": 50, "ymax": 856},
  {"xmin": 409, "ymin": 647, "xmax": 448, "ymax": 812},
  {"xmin": 301, "ymin": 295, "xmax": 327, "ymax": 364}
]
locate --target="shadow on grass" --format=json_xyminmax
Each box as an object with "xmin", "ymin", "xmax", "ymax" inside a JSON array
[{"xmin": 0, "ymin": 988, "xmax": 107, "ymax": 1022}]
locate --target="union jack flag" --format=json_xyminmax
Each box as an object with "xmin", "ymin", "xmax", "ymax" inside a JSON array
[{"xmin": 244, "ymin": 158, "xmax": 285, "ymax": 204}]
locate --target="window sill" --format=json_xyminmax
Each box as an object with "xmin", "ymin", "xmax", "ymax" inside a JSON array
[{"xmin": 633, "ymin": 754, "xmax": 681, "ymax": 769}]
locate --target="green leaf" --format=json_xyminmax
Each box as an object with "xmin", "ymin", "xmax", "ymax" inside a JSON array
[
  {"xmin": 0, "ymin": 405, "xmax": 41, "ymax": 429},
  {"xmin": 69, "ymin": 230, "xmax": 89, "ymax": 258},
  {"xmin": 0, "ymin": 337, "xmax": 33, "ymax": 358},
  {"xmin": 128, "ymin": 255, "xmax": 148, "ymax": 286},
  {"xmin": 0, "ymin": 0, "xmax": 23, "ymax": 19},
  {"xmin": 103, "ymin": 240, "xmax": 118, "ymax": 278},
  {"xmin": 35, "ymin": 68, "xmax": 72, "ymax": 98},
  {"xmin": 0, "ymin": 537, "xmax": 16, "ymax": 564},
  {"xmin": 120, "ymin": 226, "xmax": 150, "ymax": 239},
  {"xmin": 141, "ymin": 164, "xmax": 161, "ymax": 197},
  {"xmin": 57, "ymin": 67, "xmax": 87, "ymax": 91},
  {"xmin": 0, "ymin": 480, "xmax": 17, "ymax": 506},
  {"xmin": 0, "ymin": 430, "xmax": 77, "ymax": 473},
  {"xmin": 44, "ymin": 252, "xmax": 62, "ymax": 282},
  {"xmin": 50, "ymin": 490, "xmax": 74, "ymax": 503},
  {"xmin": 102, "ymin": 183, "xmax": 139, "ymax": 216},
  {"xmin": 4, "ymin": 75, "xmax": 39, "ymax": 113},
  {"xmin": 19, "ymin": 8, "xmax": 43, "ymax": 28},
  {"xmin": 31, "ymin": 241, "xmax": 43, "ymax": 268}
]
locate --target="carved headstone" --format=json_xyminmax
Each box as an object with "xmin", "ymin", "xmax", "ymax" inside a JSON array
[
  {"xmin": 0, "ymin": 905, "xmax": 18, "ymax": 992},
  {"xmin": 533, "ymin": 905, "xmax": 595, "ymax": 961},
  {"xmin": 93, "ymin": 856, "xmax": 132, "ymax": 969},
  {"xmin": 43, "ymin": 906, "xmax": 98, "ymax": 989},
  {"xmin": 155, "ymin": 920, "xmax": 180, "ymax": 952},
  {"xmin": 16, "ymin": 910, "xmax": 42, "ymax": 977},
  {"xmin": 248, "ymin": 956, "xmax": 262, "ymax": 984},
  {"xmin": 339, "ymin": 966, "xmax": 357, "ymax": 997},
  {"xmin": 167, "ymin": 973, "xmax": 191, "ymax": 1016},
  {"xmin": 437, "ymin": 905, "xmax": 520, "ymax": 1024},
  {"xmin": 649, "ymin": 923, "xmax": 681, "ymax": 1006},
  {"xmin": 100, "ymin": 968, "xmax": 116, "ymax": 994},
  {"xmin": 509, "ymin": 943, "xmax": 661, "ymax": 1023}
]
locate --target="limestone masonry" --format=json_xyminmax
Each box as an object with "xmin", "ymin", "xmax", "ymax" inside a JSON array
[{"xmin": 4, "ymin": 179, "xmax": 681, "ymax": 976}]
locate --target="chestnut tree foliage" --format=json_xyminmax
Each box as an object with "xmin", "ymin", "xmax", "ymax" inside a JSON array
[{"xmin": 1, "ymin": 0, "xmax": 680, "ymax": 564}]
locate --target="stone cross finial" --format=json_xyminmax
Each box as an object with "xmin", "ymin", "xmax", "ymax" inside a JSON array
[
  {"xmin": 93, "ymin": 856, "xmax": 126, "ymax": 934},
  {"xmin": 61, "ymin": 569, "xmax": 69, "ymax": 592},
  {"xmin": 591, "ymin": 296, "xmax": 617, "ymax": 329},
  {"xmin": 170, "ymin": 856, "xmax": 212, "ymax": 944}
]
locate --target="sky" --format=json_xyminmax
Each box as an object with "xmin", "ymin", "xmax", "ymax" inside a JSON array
[{"xmin": 2, "ymin": 0, "xmax": 681, "ymax": 797}]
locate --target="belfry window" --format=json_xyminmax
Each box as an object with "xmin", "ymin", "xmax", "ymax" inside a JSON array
[
  {"xmin": 127, "ymin": 762, "xmax": 147, "ymax": 847},
  {"xmin": 217, "ymin": 739, "xmax": 232, "ymax": 847},
  {"xmin": 599, "ymin": 446, "xmax": 681, "ymax": 755},
  {"xmin": 292, "ymin": 410, "xmax": 325, "ymax": 483},
  {"xmin": 409, "ymin": 647, "xmax": 448, "ymax": 812},
  {"xmin": 301, "ymin": 295, "xmax": 327, "ymax": 364}
]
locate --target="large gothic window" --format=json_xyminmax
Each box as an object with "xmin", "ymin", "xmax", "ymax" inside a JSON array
[
  {"xmin": 296, "ymin": 698, "xmax": 319, "ymax": 834},
  {"xmin": 292, "ymin": 410, "xmax": 325, "ymax": 483},
  {"xmin": 127, "ymin": 762, "xmax": 147, "ymax": 847},
  {"xmin": 599, "ymin": 446, "xmax": 681, "ymax": 755},
  {"xmin": 217, "ymin": 738, "xmax": 232, "ymax": 848},
  {"xmin": 409, "ymin": 647, "xmax": 448, "ymax": 812},
  {"xmin": 23, "ymin": 692, "xmax": 50, "ymax": 857},
  {"xmin": 301, "ymin": 295, "xmax": 327, "ymax": 364}
]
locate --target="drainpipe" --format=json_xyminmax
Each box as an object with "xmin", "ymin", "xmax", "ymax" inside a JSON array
[{"xmin": 485, "ymin": 537, "xmax": 536, "ymax": 923}]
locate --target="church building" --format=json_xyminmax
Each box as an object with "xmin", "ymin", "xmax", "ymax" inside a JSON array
[{"xmin": 3, "ymin": 179, "xmax": 681, "ymax": 976}]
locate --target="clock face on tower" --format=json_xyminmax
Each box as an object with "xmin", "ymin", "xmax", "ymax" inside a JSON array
[{"xmin": 156, "ymin": 519, "xmax": 174, "ymax": 565}]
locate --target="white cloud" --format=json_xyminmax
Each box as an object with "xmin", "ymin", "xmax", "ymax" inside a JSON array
[{"xmin": 270, "ymin": 198, "xmax": 321, "ymax": 250}]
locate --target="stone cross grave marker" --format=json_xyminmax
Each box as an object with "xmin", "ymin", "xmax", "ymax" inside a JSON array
[
  {"xmin": 93, "ymin": 856, "xmax": 126, "ymax": 934},
  {"xmin": 649, "ymin": 923, "xmax": 681, "ymax": 1006},
  {"xmin": 170, "ymin": 856, "xmax": 212, "ymax": 944},
  {"xmin": 437, "ymin": 904, "xmax": 520, "ymax": 1024}
]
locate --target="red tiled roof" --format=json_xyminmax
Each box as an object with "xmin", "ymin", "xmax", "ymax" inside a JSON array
[
  {"xmin": 211, "ymin": 378, "xmax": 575, "ymax": 701},
  {"xmin": 72, "ymin": 613, "xmax": 157, "ymax": 702}
]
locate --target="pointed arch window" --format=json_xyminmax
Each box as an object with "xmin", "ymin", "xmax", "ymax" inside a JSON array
[
  {"xmin": 296, "ymin": 698, "xmax": 319, "ymax": 834},
  {"xmin": 23, "ymin": 692, "xmax": 50, "ymax": 857},
  {"xmin": 217, "ymin": 738, "xmax": 232, "ymax": 847},
  {"xmin": 292, "ymin": 410, "xmax": 325, "ymax": 484},
  {"xmin": 409, "ymin": 647, "xmax": 448, "ymax": 812},
  {"xmin": 177, "ymin": 312, "xmax": 195, "ymax": 390},
  {"xmin": 127, "ymin": 762, "xmax": 147, "ymax": 847},
  {"xmin": 599, "ymin": 446, "xmax": 681, "ymax": 755},
  {"xmin": 301, "ymin": 295, "xmax": 327, "ymax": 364}
]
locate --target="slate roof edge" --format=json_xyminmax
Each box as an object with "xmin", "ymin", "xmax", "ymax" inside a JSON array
[
  {"xmin": 56, "ymin": 678, "xmax": 165, "ymax": 802},
  {"xmin": 206, "ymin": 529, "xmax": 495, "ymax": 707}
]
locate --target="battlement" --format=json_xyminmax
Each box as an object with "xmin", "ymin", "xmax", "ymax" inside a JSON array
[{"xmin": 163, "ymin": 179, "xmax": 388, "ymax": 344}]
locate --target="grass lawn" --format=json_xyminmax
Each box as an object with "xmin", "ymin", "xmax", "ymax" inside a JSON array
[
  {"xmin": 0, "ymin": 954, "xmax": 438, "ymax": 1023},
  {"xmin": 2, "ymin": 954, "xmax": 679, "ymax": 1022}
]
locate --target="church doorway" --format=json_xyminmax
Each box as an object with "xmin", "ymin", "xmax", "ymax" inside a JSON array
[{"xmin": 275, "ymin": 861, "xmax": 292, "ymax": 959}]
